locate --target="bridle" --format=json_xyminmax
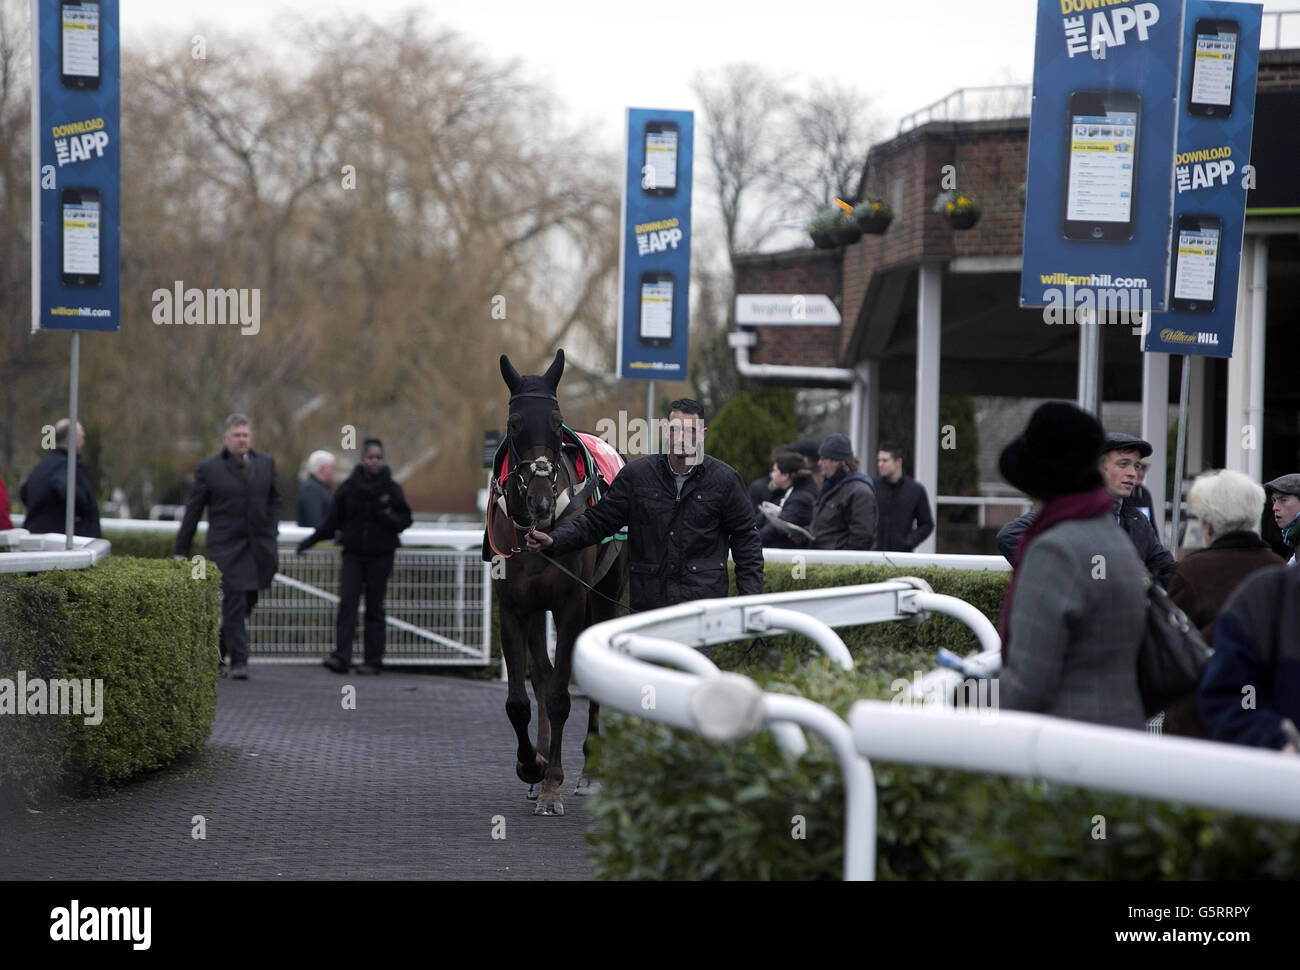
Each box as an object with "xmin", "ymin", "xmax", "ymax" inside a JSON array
[{"xmin": 489, "ymin": 392, "xmax": 594, "ymax": 555}]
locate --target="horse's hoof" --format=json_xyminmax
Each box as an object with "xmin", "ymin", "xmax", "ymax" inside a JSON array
[
  {"xmin": 534, "ymin": 793, "xmax": 565, "ymax": 817},
  {"xmin": 515, "ymin": 754, "xmax": 547, "ymax": 785},
  {"xmin": 526, "ymin": 784, "xmax": 539, "ymax": 801},
  {"xmin": 574, "ymin": 778, "xmax": 601, "ymax": 796}
]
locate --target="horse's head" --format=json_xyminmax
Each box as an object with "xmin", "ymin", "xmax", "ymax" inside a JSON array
[{"xmin": 500, "ymin": 349, "xmax": 566, "ymax": 529}]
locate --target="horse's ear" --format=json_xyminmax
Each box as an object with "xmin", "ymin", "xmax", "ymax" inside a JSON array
[
  {"xmin": 542, "ymin": 349, "xmax": 564, "ymax": 392},
  {"xmin": 500, "ymin": 355, "xmax": 523, "ymax": 394}
]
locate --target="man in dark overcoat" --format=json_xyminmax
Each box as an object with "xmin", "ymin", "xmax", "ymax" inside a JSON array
[{"xmin": 175, "ymin": 413, "xmax": 281, "ymax": 679}]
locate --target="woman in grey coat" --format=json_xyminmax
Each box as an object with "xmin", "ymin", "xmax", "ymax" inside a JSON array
[{"xmin": 997, "ymin": 403, "xmax": 1148, "ymax": 729}]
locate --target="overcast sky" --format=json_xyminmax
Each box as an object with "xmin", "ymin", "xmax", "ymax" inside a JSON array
[{"xmin": 118, "ymin": 1, "xmax": 1300, "ymax": 149}]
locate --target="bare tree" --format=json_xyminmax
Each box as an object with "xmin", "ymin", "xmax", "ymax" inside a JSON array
[
  {"xmin": 691, "ymin": 64, "xmax": 793, "ymax": 263},
  {"xmin": 782, "ymin": 80, "xmax": 881, "ymax": 212},
  {"xmin": 69, "ymin": 12, "xmax": 627, "ymax": 512}
]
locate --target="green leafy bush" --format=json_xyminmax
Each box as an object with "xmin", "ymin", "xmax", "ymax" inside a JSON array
[
  {"xmin": 102, "ymin": 528, "xmax": 206, "ymax": 560},
  {"xmin": 0, "ymin": 556, "xmax": 221, "ymax": 809},
  {"xmin": 705, "ymin": 388, "xmax": 798, "ymax": 486}
]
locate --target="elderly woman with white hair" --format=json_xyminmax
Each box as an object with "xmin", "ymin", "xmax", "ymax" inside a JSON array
[
  {"xmin": 296, "ymin": 450, "xmax": 336, "ymax": 528},
  {"xmin": 1168, "ymin": 469, "xmax": 1285, "ymax": 645}
]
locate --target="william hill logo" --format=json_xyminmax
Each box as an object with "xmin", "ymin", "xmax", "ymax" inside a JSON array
[{"xmin": 1160, "ymin": 328, "xmax": 1220, "ymax": 346}]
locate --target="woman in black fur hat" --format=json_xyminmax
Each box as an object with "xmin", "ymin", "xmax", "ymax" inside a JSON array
[{"xmin": 997, "ymin": 402, "xmax": 1148, "ymax": 728}]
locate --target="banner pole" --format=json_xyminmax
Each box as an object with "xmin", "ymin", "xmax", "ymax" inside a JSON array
[
  {"xmin": 1169, "ymin": 355, "xmax": 1191, "ymax": 553},
  {"xmin": 647, "ymin": 380, "xmax": 655, "ymax": 456},
  {"xmin": 64, "ymin": 331, "xmax": 80, "ymax": 549}
]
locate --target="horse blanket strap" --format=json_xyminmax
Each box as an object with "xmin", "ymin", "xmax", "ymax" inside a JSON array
[
  {"xmin": 590, "ymin": 531, "xmax": 621, "ymax": 587},
  {"xmin": 573, "ymin": 431, "xmax": 624, "ymax": 489}
]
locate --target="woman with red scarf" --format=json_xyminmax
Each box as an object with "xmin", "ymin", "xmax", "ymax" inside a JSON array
[
  {"xmin": 997, "ymin": 402, "xmax": 1148, "ymax": 729},
  {"xmin": 0, "ymin": 470, "xmax": 13, "ymax": 530}
]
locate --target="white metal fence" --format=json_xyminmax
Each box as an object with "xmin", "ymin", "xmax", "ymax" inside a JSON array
[
  {"xmin": 1262, "ymin": 10, "xmax": 1300, "ymax": 48},
  {"xmin": 573, "ymin": 582, "xmax": 1300, "ymax": 880},
  {"xmin": 8, "ymin": 519, "xmax": 495, "ymax": 665}
]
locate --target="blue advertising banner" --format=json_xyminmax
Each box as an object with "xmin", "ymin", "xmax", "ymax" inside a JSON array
[
  {"xmin": 617, "ymin": 108, "xmax": 693, "ymax": 381},
  {"xmin": 1020, "ymin": 0, "xmax": 1184, "ymax": 319},
  {"xmin": 1143, "ymin": 0, "xmax": 1262, "ymax": 357},
  {"xmin": 32, "ymin": 0, "xmax": 120, "ymax": 333}
]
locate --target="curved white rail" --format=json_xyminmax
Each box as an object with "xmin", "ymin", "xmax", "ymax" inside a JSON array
[
  {"xmin": 849, "ymin": 700, "xmax": 1300, "ymax": 825},
  {"xmin": 574, "ymin": 581, "xmax": 995, "ymax": 880},
  {"xmin": 575, "ymin": 577, "xmax": 1300, "ymax": 881}
]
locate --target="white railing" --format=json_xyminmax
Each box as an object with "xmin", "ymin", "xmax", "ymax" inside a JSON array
[
  {"xmin": 935, "ymin": 494, "xmax": 1033, "ymax": 530},
  {"xmin": 898, "ymin": 85, "xmax": 1031, "ymax": 134},
  {"xmin": 761, "ymin": 548, "xmax": 1010, "ymax": 571},
  {"xmin": 8, "ymin": 516, "xmax": 493, "ymax": 664},
  {"xmin": 574, "ymin": 579, "xmax": 1000, "ymax": 881},
  {"xmin": 574, "ymin": 582, "xmax": 1300, "ymax": 880},
  {"xmin": 1262, "ymin": 10, "xmax": 1300, "ymax": 49},
  {"xmin": 0, "ymin": 529, "xmax": 111, "ymax": 572}
]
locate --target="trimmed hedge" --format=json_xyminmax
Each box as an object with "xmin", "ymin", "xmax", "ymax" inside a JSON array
[
  {"xmin": 587, "ymin": 564, "xmax": 1300, "ymax": 879},
  {"xmin": 102, "ymin": 528, "xmax": 207, "ymax": 560},
  {"xmin": 0, "ymin": 556, "xmax": 221, "ymax": 809}
]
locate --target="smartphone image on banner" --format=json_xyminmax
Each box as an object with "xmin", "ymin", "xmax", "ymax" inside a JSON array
[
  {"xmin": 60, "ymin": 0, "xmax": 101, "ymax": 89},
  {"xmin": 1063, "ymin": 91, "xmax": 1140, "ymax": 241},
  {"xmin": 1169, "ymin": 214, "xmax": 1222, "ymax": 314},
  {"xmin": 62, "ymin": 188, "xmax": 102, "ymax": 287},
  {"xmin": 1189, "ymin": 19, "xmax": 1239, "ymax": 117},
  {"xmin": 642, "ymin": 122, "xmax": 679, "ymax": 196},
  {"xmin": 638, "ymin": 272, "xmax": 674, "ymax": 347}
]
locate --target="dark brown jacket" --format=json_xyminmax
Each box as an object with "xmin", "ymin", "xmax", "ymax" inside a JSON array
[{"xmin": 1167, "ymin": 531, "xmax": 1285, "ymax": 644}]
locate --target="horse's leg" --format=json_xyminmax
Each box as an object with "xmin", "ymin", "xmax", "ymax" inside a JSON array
[
  {"xmin": 577, "ymin": 547, "xmax": 627, "ymax": 796},
  {"xmin": 575, "ymin": 700, "xmax": 601, "ymax": 796},
  {"xmin": 525, "ymin": 612, "xmax": 552, "ymax": 801},
  {"xmin": 535, "ymin": 597, "xmax": 583, "ymax": 816},
  {"xmin": 500, "ymin": 602, "xmax": 546, "ymax": 786}
]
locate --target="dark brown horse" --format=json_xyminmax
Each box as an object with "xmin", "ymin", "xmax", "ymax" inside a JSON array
[{"xmin": 486, "ymin": 349, "xmax": 628, "ymax": 816}]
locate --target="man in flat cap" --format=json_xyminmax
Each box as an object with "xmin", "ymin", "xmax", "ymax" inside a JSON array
[
  {"xmin": 809, "ymin": 433, "xmax": 877, "ymax": 550},
  {"xmin": 1265, "ymin": 473, "xmax": 1300, "ymax": 566},
  {"xmin": 997, "ymin": 429, "xmax": 1175, "ymax": 586}
]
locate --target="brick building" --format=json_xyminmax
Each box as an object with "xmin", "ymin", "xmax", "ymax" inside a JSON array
[{"xmin": 732, "ymin": 48, "xmax": 1300, "ymax": 552}]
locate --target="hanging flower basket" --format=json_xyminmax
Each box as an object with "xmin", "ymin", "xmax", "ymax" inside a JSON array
[
  {"xmin": 827, "ymin": 221, "xmax": 863, "ymax": 246},
  {"xmin": 934, "ymin": 190, "xmax": 981, "ymax": 230},
  {"xmin": 808, "ymin": 205, "xmax": 861, "ymax": 248},
  {"xmin": 853, "ymin": 194, "xmax": 894, "ymax": 234}
]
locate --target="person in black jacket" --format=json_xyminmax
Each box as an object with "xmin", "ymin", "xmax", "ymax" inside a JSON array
[
  {"xmin": 871, "ymin": 441, "xmax": 933, "ymax": 552},
  {"xmin": 757, "ymin": 451, "xmax": 817, "ymax": 547},
  {"xmin": 525, "ymin": 398, "xmax": 763, "ymax": 612},
  {"xmin": 995, "ymin": 430, "xmax": 1176, "ymax": 586},
  {"xmin": 19, "ymin": 419, "xmax": 101, "ymax": 537},
  {"xmin": 296, "ymin": 450, "xmax": 335, "ymax": 527},
  {"xmin": 299, "ymin": 439, "xmax": 413, "ymax": 675},
  {"xmin": 810, "ymin": 434, "xmax": 877, "ymax": 550},
  {"xmin": 174, "ymin": 414, "xmax": 281, "ymax": 679}
]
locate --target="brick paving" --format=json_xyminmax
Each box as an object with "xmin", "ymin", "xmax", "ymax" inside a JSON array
[{"xmin": 0, "ymin": 665, "xmax": 597, "ymax": 880}]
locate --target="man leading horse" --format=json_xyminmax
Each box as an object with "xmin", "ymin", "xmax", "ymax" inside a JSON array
[{"xmin": 526, "ymin": 396, "xmax": 763, "ymax": 614}]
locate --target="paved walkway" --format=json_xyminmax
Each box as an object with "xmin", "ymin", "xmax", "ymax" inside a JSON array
[{"xmin": 0, "ymin": 665, "xmax": 596, "ymax": 880}]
